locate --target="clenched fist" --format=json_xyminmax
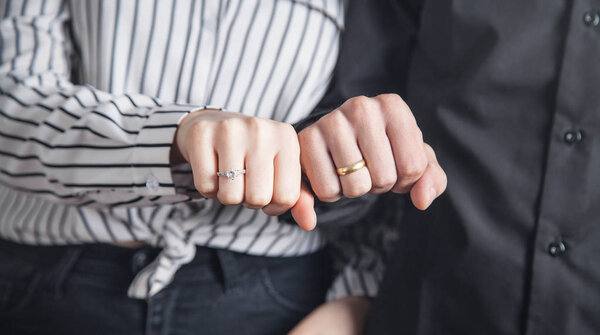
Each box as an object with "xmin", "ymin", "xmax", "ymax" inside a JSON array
[
  {"xmin": 173, "ymin": 109, "xmax": 305, "ymax": 219},
  {"xmin": 297, "ymin": 94, "xmax": 447, "ymax": 211}
]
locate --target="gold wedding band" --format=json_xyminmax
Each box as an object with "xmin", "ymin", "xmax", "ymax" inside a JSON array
[{"xmin": 336, "ymin": 159, "xmax": 366, "ymax": 176}]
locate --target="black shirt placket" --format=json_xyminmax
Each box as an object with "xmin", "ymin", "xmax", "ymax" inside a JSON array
[{"xmin": 526, "ymin": 1, "xmax": 600, "ymax": 334}]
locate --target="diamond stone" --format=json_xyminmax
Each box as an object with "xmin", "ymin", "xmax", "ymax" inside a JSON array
[{"xmin": 217, "ymin": 168, "xmax": 245, "ymax": 180}]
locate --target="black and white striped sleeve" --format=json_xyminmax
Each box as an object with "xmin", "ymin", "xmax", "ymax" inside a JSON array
[
  {"xmin": 0, "ymin": 0, "xmax": 198, "ymax": 207},
  {"xmin": 322, "ymin": 194, "xmax": 404, "ymax": 301}
]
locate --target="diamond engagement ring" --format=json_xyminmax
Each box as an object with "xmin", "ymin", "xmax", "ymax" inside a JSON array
[{"xmin": 217, "ymin": 168, "xmax": 246, "ymax": 180}]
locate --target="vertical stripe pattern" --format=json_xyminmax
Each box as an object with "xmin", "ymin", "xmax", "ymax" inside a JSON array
[{"xmin": 0, "ymin": 0, "xmax": 359, "ymax": 300}]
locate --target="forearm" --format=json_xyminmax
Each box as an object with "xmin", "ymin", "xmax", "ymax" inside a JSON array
[{"xmin": 0, "ymin": 3, "xmax": 205, "ymax": 207}]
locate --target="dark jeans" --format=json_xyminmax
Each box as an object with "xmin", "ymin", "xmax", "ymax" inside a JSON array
[{"xmin": 0, "ymin": 239, "xmax": 332, "ymax": 335}]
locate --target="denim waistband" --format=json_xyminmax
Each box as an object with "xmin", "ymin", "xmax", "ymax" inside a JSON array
[
  {"xmin": 0, "ymin": 238, "xmax": 269, "ymax": 299},
  {"xmin": 0, "ymin": 239, "xmax": 219, "ymax": 266}
]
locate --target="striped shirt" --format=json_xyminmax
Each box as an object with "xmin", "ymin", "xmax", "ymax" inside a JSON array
[{"xmin": 0, "ymin": 0, "xmax": 390, "ymax": 301}]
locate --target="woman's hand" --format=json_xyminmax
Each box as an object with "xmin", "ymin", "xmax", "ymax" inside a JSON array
[
  {"xmin": 174, "ymin": 109, "xmax": 315, "ymax": 228},
  {"xmin": 289, "ymin": 296, "xmax": 372, "ymax": 335}
]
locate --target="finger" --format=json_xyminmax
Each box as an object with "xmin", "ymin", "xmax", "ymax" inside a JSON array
[
  {"xmin": 410, "ymin": 144, "xmax": 447, "ymax": 210},
  {"xmin": 262, "ymin": 146, "xmax": 301, "ymax": 215},
  {"xmin": 290, "ymin": 181, "xmax": 316, "ymax": 231},
  {"xmin": 324, "ymin": 111, "xmax": 372, "ymax": 198},
  {"xmin": 385, "ymin": 106, "xmax": 428, "ymax": 193},
  {"xmin": 187, "ymin": 131, "xmax": 218, "ymax": 198},
  {"xmin": 353, "ymin": 114, "xmax": 397, "ymax": 194},
  {"xmin": 244, "ymin": 151, "xmax": 274, "ymax": 209},
  {"xmin": 216, "ymin": 136, "xmax": 246, "ymax": 205},
  {"xmin": 299, "ymin": 126, "xmax": 342, "ymax": 202}
]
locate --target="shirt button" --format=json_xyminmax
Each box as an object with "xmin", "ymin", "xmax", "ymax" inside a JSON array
[
  {"xmin": 583, "ymin": 11, "xmax": 600, "ymax": 26},
  {"xmin": 146, "ymin": 175, "xmax": 160, "ymax": 192},
  {"xmin": 548, "ymin": 240, "xmax": 567, "ymax": 257},
  {"xmin": 564, "ymin": 129, "xmax": 583, "ymax": 144}
]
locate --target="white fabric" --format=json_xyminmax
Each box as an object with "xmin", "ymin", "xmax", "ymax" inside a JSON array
[{"xmin": 0, "ymin": 0, "xmax": 392, "ymax": 301}]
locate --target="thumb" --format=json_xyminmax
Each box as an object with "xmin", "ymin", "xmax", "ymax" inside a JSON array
[
  {"xmin": 410, "ymin": 160, "xmax": 447, "ymax": 210},
  {"xmin": 291, "ymin": 181, "xmax": 317, "ymax": 231}
]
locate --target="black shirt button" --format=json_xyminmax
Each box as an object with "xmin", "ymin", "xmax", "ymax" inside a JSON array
[
  {"xmin": 583, "ymin": 11, "xmax": 600, "ymax": 26},
  {"xmin": 548, "ymin": 241, "xmax": 567, "ymax": 257},
  {"xmin": 564, "ymin": 129, "xmax": 583, "ymax": 144}
]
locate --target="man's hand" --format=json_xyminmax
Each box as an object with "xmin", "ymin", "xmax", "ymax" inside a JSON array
[
  {"xmin": 174, "ymin": 109, "xmax": 315, "ymax": 227},
  {"xmin": 291, "ymin": 94, "xmax": 447, "ymax": 226},
  {"xmin": 289, "ymin": 296, "xmax": 371, "ymax": 335}
]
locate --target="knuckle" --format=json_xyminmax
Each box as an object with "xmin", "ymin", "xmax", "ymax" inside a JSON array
[
  {"xmin": 346, "ymin": 95, "xmax": 372, "ymax": 113},
  {"xmin": 272, "ymin": 193, "xmax": 298, "ymax": 208},
  {"xmin": 297, "ymin": 128, "xmax": 310, "ymax": 145},
  {"xmin": 353, "ymin": 110, "xmax": 379, "ymax": 133},
  {"xmin": 414, "ymin": 128, "xmax": 424, "ymax": 143},
  {"xmin": 402, "ymin": 110, "xmax": 419, "ymax": 129},
  {"xmin": 424, "ymin": 142, "xmax": 437, "ymax": 159},
  {"xmin": 376, "ymin": 93, "xmax": 404, "ymax": 109},
  {"xmin": 369, "ymin": 188, "xmax": 388, "ymax": 195},
  {"xmin": 378, "ymin": 94, "xmax": 411, "ymax": 122},
  {"xmin": 219, "ymin": 118, "xmax": 244, "ymax": 136},
  {"xmin": 279, "ymin": 122, "xmax": 297, "ymax": 137},
  {"xmin": 261, "ymin": 205, "xmax": 282, "ymax": 214},
  {"xmin": 322, "ymin": 109, "xmax": 348, "ymax": 130},
  {"xmin": 343, "ymin": 181, "xmax": 372, "ymax": 198},
  {"xmin": 245, "ymin": 192, "xmax": 271, "ymax": 208},
  {"xmin": 397, "ymin": 159, "xmax": 427, "ymax": 181},
  {"xmin": 189, "ymin": 119, "xmax": 209, "ymax": 133},
  {"xmin": 187, "ymin": 121, "xmax": 213, "ymax": 143},
  {"xmin": 217, "ymin": 191, "xmax": 243, "ymax": 205},
  {"xmin": 391, "ymin": 183, "xmax": 410, "ymax": 194},
  {"xmin": 370, "ymin": 173, "xmax": 397, "ymax": 190},
  {"xmin": 195, "ymin": 181, "xmax": 218, "ymax": 195},
  {"xmin": 298, "ymin": 126, "xmax": 321, "ymax": 146},
  {"xmin": 245, "ymin": 116, "xmax": 265, "ymax": 133},
  {"xmin": 262, "ymin": 205, "xmax": 285, "ymax": 216},
  {"xmin": 314, "ymin": 183, "xmax": 341, "ymax": 202},
  {"xmin": 320, "ymin": 194, "xmax": 342, "ymax": 202}
]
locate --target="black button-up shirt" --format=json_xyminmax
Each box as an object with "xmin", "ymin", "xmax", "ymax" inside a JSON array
[{"xmin": 318, "ymin": 0, "xmax": 600, "ymax": 334}]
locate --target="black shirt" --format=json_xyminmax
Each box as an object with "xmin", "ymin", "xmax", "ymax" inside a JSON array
[{"xmin": 320, "ymin": 0, "xmax": 600, "ymax": 334}]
